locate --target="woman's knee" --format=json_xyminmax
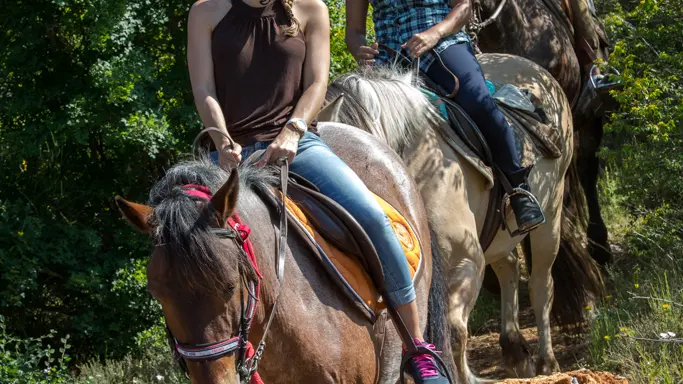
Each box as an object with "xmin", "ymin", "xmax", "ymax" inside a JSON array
[{"xmin": 347, "ymin": 195, "xmax": 394, "ymax": 231}]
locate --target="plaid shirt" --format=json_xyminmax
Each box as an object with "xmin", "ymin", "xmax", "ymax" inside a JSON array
[{"xmin": 370, "ymin": 0, "xmax": 471, "ymax": 73}]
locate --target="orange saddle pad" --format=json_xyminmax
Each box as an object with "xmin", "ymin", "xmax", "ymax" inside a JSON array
[{"xmin": 284, "ymin": 194, "xmax": 422, "ymax": 314}]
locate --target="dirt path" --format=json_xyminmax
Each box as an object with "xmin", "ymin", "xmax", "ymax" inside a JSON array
[
  {"xmin": 465, "ymin": 292, "xmax": 626, "ymax": 383},
  {"xmin": 467, "ymin": 306, "xmax": 589, "ymax": 378}
]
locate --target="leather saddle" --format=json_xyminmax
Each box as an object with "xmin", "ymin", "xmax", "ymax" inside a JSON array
[
  {"xmin": 419, "ymin": 74, "xmax": 510, "ymax": 251},
  {"xmin": 246, "ymin": 150, "xmax": 389, "ymax": 320}
]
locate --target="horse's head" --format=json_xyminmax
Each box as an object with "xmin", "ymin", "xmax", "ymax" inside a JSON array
[{"xmin": 116, "ymin": 162, "xmax": 258, "ymax": 384}]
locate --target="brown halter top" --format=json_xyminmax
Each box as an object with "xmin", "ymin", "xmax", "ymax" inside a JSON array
[{"xmin": 211, "ymin": 0, "xmax": 313, "ymax": 146}]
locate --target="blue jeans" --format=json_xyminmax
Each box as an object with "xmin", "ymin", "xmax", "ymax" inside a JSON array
[
  {"xmin": 425, "ymin": 41, "xmax": 522, "ymax": 174},
  {"xmin": 211, "ymin": 132, "xmax": 416, "ymax": 306}
]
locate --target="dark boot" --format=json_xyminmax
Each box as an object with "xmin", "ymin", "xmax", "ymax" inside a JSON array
[{"xmin": 504, "ymin": 166, "xmax": 545, "ymax": 235}]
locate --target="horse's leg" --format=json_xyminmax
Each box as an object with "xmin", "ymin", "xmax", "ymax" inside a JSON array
[
  {"xmin": 577, "ymin": 117, "xmax": 612, "ymax": 265},
  {"xmin": 491, "ymin": 252, "xmax": 535, "ymax": 378},
  {"xmin": 526, "ymin": 194, "xmax": 563, "ymax": 375},
  {"xmin": 445, "ymin": 232, "xmax": 484, "ymax": 384}
]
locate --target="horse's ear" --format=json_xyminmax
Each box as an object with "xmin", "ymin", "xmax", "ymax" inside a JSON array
[
  {"xmin": 317, "ymin": 93, "xmax": 345, "ymax": 122},
  {"xmin": 209, "ymin": 168, "xmax": 240, "ymax": 227},
  {"xmin": 115, "ymin": 196, "xmax": 153, "ymax": 234}
]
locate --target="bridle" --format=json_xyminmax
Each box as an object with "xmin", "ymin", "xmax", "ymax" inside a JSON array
[
  {"xmin": 165, "ymin": 207, "xmax": 264, "ymax": 382},
  {"xmin": 162, "ymin": 128, "xmax": 290, "ymax": 384},
  {"xmin": 468, "ymin": 0, "xmax": 509, "ymax": 54}
]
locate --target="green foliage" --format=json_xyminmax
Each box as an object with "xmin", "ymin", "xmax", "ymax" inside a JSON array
[
  {"xmin": 325, "ymin": 0, "xmax": 375, "ymax": 78},
  {"xmin": 0, "ymin": 0, "xmax": 194, "ymax": 361},
  {"xmin": 587, "ymin": 0, "xmax": 683, "ymax": 381},
  {"xmin": 0, "ymin": 315, "xmax": 71, "ymax": 384},
  {"xmin": 75, "ymin": 323, "xmax": 188, "ymax": 384},
  {"xmin": 599, "ymin": 0, "xmax": 683, "ymax": 209}
]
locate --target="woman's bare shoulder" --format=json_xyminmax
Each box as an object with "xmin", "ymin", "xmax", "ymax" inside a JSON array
[
  {"xmin": 296, "ymin": 0, "xmax": 327, "ymax": 14},
  {"xmin": 295, "ymin": 0, "xmax": 329, "ymax": 32},
  {"xmin": 189, "ymin": 0, "xmax": 231, "ymax": 28}
]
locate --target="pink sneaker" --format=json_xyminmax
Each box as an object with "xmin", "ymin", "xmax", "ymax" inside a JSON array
[{"xmin": 402, "ymin": 339, "xmax": 450, "ymax": 384}]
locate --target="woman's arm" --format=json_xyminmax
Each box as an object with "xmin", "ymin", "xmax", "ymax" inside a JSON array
[
  {"xmin": 257, "ymin": 0, "xmax": 330, "ymax": 166},
  {"xmin": 187, "ymin": 1, "xmax": 242, "ymax": 163},
  {"xmin": 345, "ymin": 0, "xmax": 379, "ymax": 64},
  {"xmin": 404, "ymin": 0, "xmax": 473, "ymax": 58},
  {"xmin": 290, "ymin": 0, "xmax": 330, "ymax": 128},
  {"xmin": 435, "ymin": 0, "xmax": 473, "ymax": 38}
]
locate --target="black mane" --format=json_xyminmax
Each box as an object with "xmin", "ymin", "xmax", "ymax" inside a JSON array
[{"xmin": 148, "ymin": 155, "xmax": 276, "ymax": 297}]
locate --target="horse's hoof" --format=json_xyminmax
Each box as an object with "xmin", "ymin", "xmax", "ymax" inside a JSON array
[
  {"xmin": 500, "ymin": 332, "xmax": 535, "ymax": 378},
  {"xmin": 535, "ymin": 357, "xmax": 560, "ymax": 376}
]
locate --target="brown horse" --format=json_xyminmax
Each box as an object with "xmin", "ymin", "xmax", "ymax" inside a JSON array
[
  {"xmin": 472, "ymin": 0, "xmax": 616, "ymax": 266},
  {"xmin": 321, "ymin": 53, "xmax": 604, "ymax": 381},
  {"xmin": 113, "ymin": 125, "xmax": 454, "ymax": 384}
]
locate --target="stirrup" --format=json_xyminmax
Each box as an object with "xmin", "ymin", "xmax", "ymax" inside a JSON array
[
  {"xmin": 589, "ymin": 63, "xmax": 621, "ymax": 90},
  {"xmin": 500, "ymin": 187, "xmax": 546, "ymax": 237}
]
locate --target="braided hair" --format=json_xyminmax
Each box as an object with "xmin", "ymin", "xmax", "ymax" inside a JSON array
[{"xmin": 280, "ymin": 0, "xmax": 300, "ymax": 37}]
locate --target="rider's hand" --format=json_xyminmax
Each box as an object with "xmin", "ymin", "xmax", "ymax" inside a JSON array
[
  {"xmin": 402, "ymin": 28, "xmax": 441, "ymax": 58},
  {"xmin": 353, "ymin": 42, "xmax": 380, "ymax": 67},
  {"xmin": 216, "ymin": 141, "xmax": 242, "ymax": 169},
  {"xmin": 256, "ymin": 125, "xmax": 301, "ymax": 167}
]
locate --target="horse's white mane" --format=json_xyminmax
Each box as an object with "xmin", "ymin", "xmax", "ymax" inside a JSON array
[{"xmin": 329, "ymin": 66, "xmax": 446, "ymax": 152}]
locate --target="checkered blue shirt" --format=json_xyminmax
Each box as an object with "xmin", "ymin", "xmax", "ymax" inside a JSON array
[{"xmin": 370, "ymin": 0, "xmax": 471, "ymax": 73}]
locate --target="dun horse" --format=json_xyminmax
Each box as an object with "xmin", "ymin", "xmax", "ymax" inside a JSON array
[
  {"xmin": 472, "ymin": 0, "xmax": 617, "ymax": 265},
  {"xmin": 322, "ymin": 53, "xmax": 604, "ymax": 381},
  {"xmin": 114, "ymin": 127, "xmax": 453, "ymax": 383}
]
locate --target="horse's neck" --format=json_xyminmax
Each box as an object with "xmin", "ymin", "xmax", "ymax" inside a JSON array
[
  {"xmin": 477, "ymin": 0, "xmax": 528, "ymax": 51},
  {"xmin": 238, "ymin": 188, "xmax": 365, "ymax": 378}
]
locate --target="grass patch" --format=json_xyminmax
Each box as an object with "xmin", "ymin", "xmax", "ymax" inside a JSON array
[
  {"xmin": 585, "ymin": 169, "xmax": 683, "ymax": 383},
  {"xmin": 468, "ymin": 289, "xmax": 502, "ymax": 336},
  {"xmin": 73, "ymin": 325, "xmax": 188, "ymax": 384}
]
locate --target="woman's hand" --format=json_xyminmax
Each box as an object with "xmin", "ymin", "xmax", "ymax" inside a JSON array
[
  {"xmin": 256, "ymin": 127, "xmax": 301, "ymax": 167},
  {"xmin": 216, "ymin": 141, "xmax": 242, "ymax": 169},
  {"xmin": 402, "ymin": 28, "xmax": 442, "ymax": 58},
  {"xmin": 353, "ymin": 41, "xmax": 380, "ymax": 66}
]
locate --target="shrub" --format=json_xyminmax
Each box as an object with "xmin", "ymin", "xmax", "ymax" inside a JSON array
[{"xmin": 0, "ymin": 315, "xmax": 71, "ymax": 384}]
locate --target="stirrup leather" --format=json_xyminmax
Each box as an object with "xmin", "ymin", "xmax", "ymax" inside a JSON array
[{"xmin": 500, "ymin": 186, "xmax": 546, "ymax": 237}]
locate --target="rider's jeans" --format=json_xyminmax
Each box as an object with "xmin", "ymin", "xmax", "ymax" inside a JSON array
[
  {"xmin": 211, "ymin": 132, "xmax": 416, "ymax": 307},
  {"xmin": 425, "ymin": 41, "xmax": 522, "ymax": 174}
]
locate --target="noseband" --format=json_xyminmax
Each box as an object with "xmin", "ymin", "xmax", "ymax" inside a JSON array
[{"xmin": 164, "ymin": 156, "xmax": 290, "ymax": 384}]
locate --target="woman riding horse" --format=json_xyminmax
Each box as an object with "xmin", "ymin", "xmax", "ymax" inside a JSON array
[
  {"xmin": 187, "ymin": 0, "xmax": 448, "ymax": 382},
  {"xmin": 345, "ymin": 0, "xmax": 545, "ymax": 234}
]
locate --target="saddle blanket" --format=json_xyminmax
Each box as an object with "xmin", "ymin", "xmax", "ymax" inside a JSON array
[{"xmin": 284, "ymin": 194, "xmax": 422, "ymax": 315}]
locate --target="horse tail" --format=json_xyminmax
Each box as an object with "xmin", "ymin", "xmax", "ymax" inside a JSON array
[
  {"xmin": 524, "ymin": 160, "xmax": 605, "ymax": 329},
  {"xmin": 425, "ymin": 226, "xmax": 455, "ymax": 377}
]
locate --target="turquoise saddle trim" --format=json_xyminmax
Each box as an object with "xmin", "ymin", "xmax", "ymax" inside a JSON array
[{"xmin": 419, "ymin": 80, "xmax": 498, "ymax": 121}]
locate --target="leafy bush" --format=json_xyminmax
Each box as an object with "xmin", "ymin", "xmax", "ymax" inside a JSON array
[
  {"xmin": 0, "ymin": 315, "xmax": 71, "ymax": 384},
  {"xmin": 0, "ymin": 0, "xmax": 195, "ymax": 362},
  {"xmin": 586, "ymin": 0, "xmax": 683, "ymax": 381},
  {"xmin": 75, "ymin": 324, "xmax": 188, "ymax": 384}
]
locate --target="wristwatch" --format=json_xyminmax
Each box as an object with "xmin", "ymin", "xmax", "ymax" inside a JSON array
[{"xmin": 285, "ymin": 118, "xmax": 308, "ymax": 138}]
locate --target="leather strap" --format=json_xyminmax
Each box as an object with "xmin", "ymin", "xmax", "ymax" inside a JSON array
[
  {"xmin": 192, "ymin": 127, "xmax": 238, "ymax": 160},
  {"xmin": 277, "ymin": 159, "xmax": 288, "ymax": 281},
  {"xmin": 479, "ymin": 182, "xmax": 504, "ymax": 252}
]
